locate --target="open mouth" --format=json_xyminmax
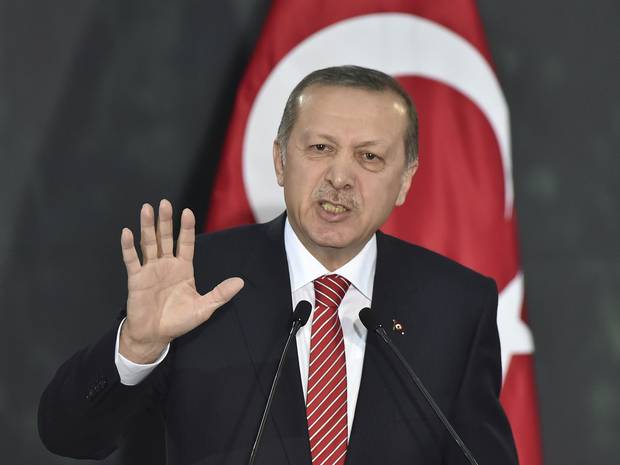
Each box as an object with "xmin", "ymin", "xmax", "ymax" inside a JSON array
[{"xmin": 319, "ymin": 201, "xmax": 349, "ymax": 214}]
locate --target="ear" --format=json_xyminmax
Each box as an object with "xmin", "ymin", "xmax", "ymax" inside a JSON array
[
  {"xmin": 273, "ymin": 141, "xmax": 285, "ymax": 186},
  {"xmin": 395, "ymin": 160, "xmax": 418, "ymax": 206}
]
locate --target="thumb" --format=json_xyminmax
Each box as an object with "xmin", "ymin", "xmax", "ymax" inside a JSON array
[{"xmin": 196, "ymin": 277, "xmax": 245, "ymax": 321}]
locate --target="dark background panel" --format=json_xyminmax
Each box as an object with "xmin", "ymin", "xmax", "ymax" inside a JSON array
[{"xmin": 1, "ymin": 1, "xmax": 618, "ymax": 464}]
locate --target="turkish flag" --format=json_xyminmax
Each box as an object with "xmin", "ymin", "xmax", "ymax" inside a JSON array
[{"xmin": 206, "ymin": 1, "xmax": 543, "ymax": 464}]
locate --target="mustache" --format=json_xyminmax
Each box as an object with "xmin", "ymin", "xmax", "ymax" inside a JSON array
[{"xmin": 313, "ymin": 184, "xmax": 359, "ymax": 210}]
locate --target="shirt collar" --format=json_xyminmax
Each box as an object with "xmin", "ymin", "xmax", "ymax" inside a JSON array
[{"xmin": 284, "ymin": 218, "xmax": 376, "ymax": 300}]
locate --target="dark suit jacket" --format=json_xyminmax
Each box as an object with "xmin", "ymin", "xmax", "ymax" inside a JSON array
[{"xmin": 39, "ymin": 214, "xmax": 518, "ymax": 465}]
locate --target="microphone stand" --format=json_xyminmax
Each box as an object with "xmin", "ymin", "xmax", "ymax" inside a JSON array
[
  {"xmin": 248, "ymin": 301, "xmax": 311, "ymax": 465},
  {"xmin": 359, "ymin": 308, "xmax": 479, "ymax": 465}
]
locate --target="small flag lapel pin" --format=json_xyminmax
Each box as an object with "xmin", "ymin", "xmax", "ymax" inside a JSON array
[{"xmin": 392, "ymin": 319, "xmax": 405, "ymax": 335}]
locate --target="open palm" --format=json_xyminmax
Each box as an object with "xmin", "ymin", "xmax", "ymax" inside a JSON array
[{"xmin": 119, "ymin": 200, "xmax": 244, "ymax": 363}]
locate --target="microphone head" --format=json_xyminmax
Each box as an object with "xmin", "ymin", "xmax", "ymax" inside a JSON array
[
  {"xmin": 292, "ymin": 300, "xmax": 312, "ymax": 327},
  {"xmin": 358, "ymin": 307, "xmax": 382, "ymax": 331}
]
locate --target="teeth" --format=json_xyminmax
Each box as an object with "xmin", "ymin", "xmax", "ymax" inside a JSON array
[{"xmin": 321, "ymin": 202, "xmax": 347, "ymax": 214}]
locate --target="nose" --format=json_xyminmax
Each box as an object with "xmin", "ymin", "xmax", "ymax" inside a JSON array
[{"xmin": 324, "ymin": 152, "xmax": 355, "ymax": 190}]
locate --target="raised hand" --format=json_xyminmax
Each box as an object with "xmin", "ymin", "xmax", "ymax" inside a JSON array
[{"xmin": 119, "ymin": 199, "xmax": 244, "ymax": 363}]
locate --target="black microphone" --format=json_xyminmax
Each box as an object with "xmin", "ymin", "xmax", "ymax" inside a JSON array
[
  {"xmin": 358, "ymin": 308, "xmax": 479, "ymax": 465},
  {"xmin": 248, "ymin": 300, "xmax": 312, "ymax": 465}
]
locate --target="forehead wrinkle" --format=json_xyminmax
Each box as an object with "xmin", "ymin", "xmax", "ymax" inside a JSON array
[{"xmin": 295, "ymin": 87, "xmax": 405, "ymax": 150}]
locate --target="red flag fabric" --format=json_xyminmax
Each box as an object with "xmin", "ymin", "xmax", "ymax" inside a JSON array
[{"xmin": 206, "ymin": 1, "xmax": 543, "ymax": 464}]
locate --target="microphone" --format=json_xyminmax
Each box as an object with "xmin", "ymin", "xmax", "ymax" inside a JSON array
[
  {"xmin": 248, "ymin": 300, "xmax": 312, "ymax": 465},
  {"xmin": 358, "ymin": 308, "xmax": 479, "ymax": 465}
]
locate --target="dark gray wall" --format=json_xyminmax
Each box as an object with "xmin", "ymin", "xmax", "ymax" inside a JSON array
[
  {"xmin": 1, "ymin": 1, "xmax": 618, "ymax": 463},
  {"xmin": 479, "ymin": 2, "xmax": 620, "ymax": 464}
]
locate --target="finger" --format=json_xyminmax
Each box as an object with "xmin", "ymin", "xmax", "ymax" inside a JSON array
[
  {"xmin": 157, "ymin": 199, "xmax": 174, "ymax": 258},
  {"xmin": 176, "ymin": 208, "xmax": 196, "ymax": 261},
  {"xmin": 196, "ymin": 277, "xmax": 245, "ymax": 322},
  {"xmin": 120, "ymin": 228, "xmax": 141, "ymax": 275},
  {"xmin": 140, "ymin": 203, "xmax": 158, "ymax": 263}
]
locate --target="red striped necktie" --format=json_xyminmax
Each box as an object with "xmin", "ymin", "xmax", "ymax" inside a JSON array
[{"xmin": 306, "ymin": 274, "xmax": 351, "ymax": 465}]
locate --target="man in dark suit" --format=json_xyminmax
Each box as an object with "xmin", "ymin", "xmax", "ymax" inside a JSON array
[{"xmin": 39, "ymin": 66, "xmax": 518, "ymax": 465}]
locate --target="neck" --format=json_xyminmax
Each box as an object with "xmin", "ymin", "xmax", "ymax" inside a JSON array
[{"xmin": 309, "ymin": 246, "xmax": 363, "ymax": 272}]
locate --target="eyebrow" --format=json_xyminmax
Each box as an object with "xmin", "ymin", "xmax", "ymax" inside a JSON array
[
  {"xmin": 311, "ymin": 133, "xmax": 339, "ymax": 145},
  {"xmin": 353, "ymin": 140, "xmax": 385, "ymax": 148},
  {"xmin": 308, "ymin": 133, "xmax": 386, "ymax": 148}
]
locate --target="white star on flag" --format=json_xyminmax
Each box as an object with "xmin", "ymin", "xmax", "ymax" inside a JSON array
[{"xmin": 497, "ymin": 272, "xmax": 534, "ymax": 381}]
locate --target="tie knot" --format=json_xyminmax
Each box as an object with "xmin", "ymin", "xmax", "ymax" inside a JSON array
[{"xmin": 313, "ymin": 274, "xmax": 351, "ymax": 310}]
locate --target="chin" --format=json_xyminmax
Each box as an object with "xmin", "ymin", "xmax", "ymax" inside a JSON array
[{"xmin": 308, "ymin": 229, "xmax": 356, "ymax": 250}]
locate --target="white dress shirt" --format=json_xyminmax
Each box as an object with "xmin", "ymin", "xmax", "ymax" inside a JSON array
[{"xmin": 115, "ymin": 218, "xmax": 377, "ymax": 437}]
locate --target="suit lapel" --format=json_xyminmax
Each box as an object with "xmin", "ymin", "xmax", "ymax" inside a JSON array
[
  {"xmin": 345, "ymin": 232, "xmax": 426, "ymax": 464},
  {"xmin": 232, "ymin": 215, "xmax": 312, "ymax": 465}
]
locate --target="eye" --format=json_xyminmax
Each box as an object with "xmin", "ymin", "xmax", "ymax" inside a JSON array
[
  {"xmin": 312, "ymin": 144, "xmax": 328, "ymax": 152},
  {"xmin": 358, "ymin": 151, "xmax": 385, "ymax": 172}
]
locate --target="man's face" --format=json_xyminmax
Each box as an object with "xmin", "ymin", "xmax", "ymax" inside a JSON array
[{"xmin": 273, "ymin": 84, "xmax": 417, "ymax": 269}]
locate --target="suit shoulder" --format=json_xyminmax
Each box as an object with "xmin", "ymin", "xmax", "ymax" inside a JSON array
[
  {"xmin": 195, "ymin": 222, "xmax": 268, "ymax": 251},
  {"xmin": 377, "ymin": 232, "xmax": 496, "ymax": 293},
  {"xmin": 192, "ymin": 219, "xmax": 282, "ymax": 276}
]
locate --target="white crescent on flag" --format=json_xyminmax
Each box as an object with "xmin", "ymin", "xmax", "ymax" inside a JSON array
[{"xmin": 243, "ymin": 13, "xmax": 514, "ymax": 221}]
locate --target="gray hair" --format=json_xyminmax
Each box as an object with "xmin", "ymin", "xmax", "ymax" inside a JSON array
[{"xmin": 276, "ymin": 65, "xmax": 419, "ymax": 167}]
